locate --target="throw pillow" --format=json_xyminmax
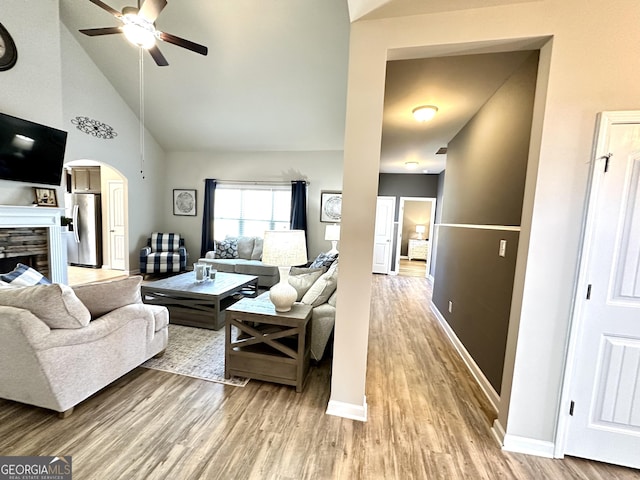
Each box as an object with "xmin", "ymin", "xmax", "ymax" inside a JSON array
[
  {"xmin": 0, "ymin": 263, "xmax": 51, "ymax": 286},
  {"xmin": 251, "ymin": 237, "xmax": 264, "ymax": 260},
  {"xmin": 301, "ymin": 262, "xmax": 339, "ymax": 307},
  {"xmin": 73, "ymin": 276, "xmax": 143, "ymax": 319},
  {"xmin": 288, "ymin": 268, "xmax": 324, "ymax": 301},
  {"xmin": 215, "ymin": 238, "xmax": 238, "ymax": 259},
  {"xmin": 235, "ymin": 236, "xmax": 255, "ymax": 260},
  {"xmin": 309, "ymin": 252, "xmax": 338, "ymax": 270},
  {"xmin": 0, "ymin": 283, "xmax": 91, "ymax": 329}
]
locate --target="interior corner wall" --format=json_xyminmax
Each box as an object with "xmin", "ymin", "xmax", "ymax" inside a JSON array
[
  {"xmin": 432, "ymin": 52, "xmax": 538, "ymax": 393},
  {"xmin": 163, "ymin": 150, "xmax": 343, "ymax": 260},
  {"xmin": 0, "ymin": 1, "xmax": 64, "ymax": 206},
  {"xmin": 59, "ymin": 25, "xmax": 166, "ymax": 272}
]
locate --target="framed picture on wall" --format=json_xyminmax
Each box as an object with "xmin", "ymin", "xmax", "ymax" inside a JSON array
[
  {"xmin": 173, "ymin": 189, "xmax": 197, "ymax": 216},
  {"xmin": 33, "ymin": 187, "xmax": 58, "ymax": 207},
  {"xmin": 320, "ymin": 190, "xmax": 342, "ymax": 223}
]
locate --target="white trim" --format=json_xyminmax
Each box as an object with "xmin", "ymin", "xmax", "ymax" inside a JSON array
[
  {"xmin": 326, "ymin": 395, "xmax": 368, "ymax": 422},
  {"xmin": 556, "ymin": 110, "xmax": 640, "ymax": 458},
  {"xmin": 430, "ymin": 302, "xmax": 500, "ymax": 412},
  {"xmin": 492, "ymin": 418, "xmax": 506, "ymax": 446},
  {"xmin": 438, "ymin": 223, "xmax": 521, "ymax": 231},
  {"xmin": 0, "ymin": 205, "xmax": 66, "ymax": 284},
  {"xmin": 503, "ymin": 434, "xmax": 555, "ymax": 458}
]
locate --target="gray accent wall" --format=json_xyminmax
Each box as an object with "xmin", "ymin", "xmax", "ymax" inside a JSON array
[{"xmin": 432, "ymin": 51, "xmax": 539, "ymax": 394}]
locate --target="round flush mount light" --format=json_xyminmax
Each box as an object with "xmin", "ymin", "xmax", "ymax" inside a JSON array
[
  {"xmin": 405, "ymin": 161, "xmax": 419, "ymax": 170},
  {"xmin": 412, "ymin": 105, "xmax": 438, "ymax": 122}
]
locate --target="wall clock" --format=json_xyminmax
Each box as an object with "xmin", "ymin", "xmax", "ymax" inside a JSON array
[{"xmin": 0, "ymin": 22, "xmax": 17, "ymax": 71}]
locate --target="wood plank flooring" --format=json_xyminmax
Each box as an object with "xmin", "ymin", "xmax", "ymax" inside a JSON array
[
  {"xmin": 0, "ymin": 275, "xmax": 637, "ymax": 479},
  {"xmin": 67, "ymin": 266, "xmax": 127, "ymax": 286},
  {"xmin": 399, "ymin": 258, "xmax": 427, "ymax": 277}
]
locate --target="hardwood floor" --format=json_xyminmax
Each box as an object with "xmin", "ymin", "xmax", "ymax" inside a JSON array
[
  {"xmin": 67, "ymin": 266, "xmax": 128, "ymax": 286},
  {"xmin": 0, "ymin": 275, "xmax": 637, "ymax": 479},
  {"xmin": 399, "ymin": 258, "xmax": 427, "ymax": 277}
]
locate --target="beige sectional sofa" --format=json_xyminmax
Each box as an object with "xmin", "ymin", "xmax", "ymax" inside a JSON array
[
  {"xmin": 0, "ymin": 276, "xmax": 168, "ymax": 416},
  {"xmin": 199, "ymin": 236, "xmax": 279, "ymax": 287}
]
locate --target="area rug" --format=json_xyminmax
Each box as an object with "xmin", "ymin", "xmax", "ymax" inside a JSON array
[{"xmin": 141, "ymin": 324, "xmax": 249, "ymax": 387}]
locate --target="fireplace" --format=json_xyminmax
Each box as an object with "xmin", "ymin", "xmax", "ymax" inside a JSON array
[{"xmin": 0, "ymin": 206, "xmax": 66, "ymax": 284}]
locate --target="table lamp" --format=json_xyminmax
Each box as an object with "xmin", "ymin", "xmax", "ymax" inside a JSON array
[
  {"xmin": 324, "ymin": 224, "xmax": 340, "ymax": 254},
  {"xmin": 416, "ymin": 224, "xmax": 426, "ymax": 240},
  {"xmin": 262, "ymin": 230, "xmax": 308, "ymax": 312}
]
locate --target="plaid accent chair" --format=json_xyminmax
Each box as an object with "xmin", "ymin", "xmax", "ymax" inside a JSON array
[{"xmin": 140, "ymin": 232, "xmax": 188, "ymax": 274}]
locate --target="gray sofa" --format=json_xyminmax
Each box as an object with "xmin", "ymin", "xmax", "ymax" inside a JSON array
[
  {"xmin": 0, "ymin": 276, "xmax": 168, "ymax": 416},
  {"xmin": 199, "ymin": 236, "xmax": 279, "ymax": 287}
]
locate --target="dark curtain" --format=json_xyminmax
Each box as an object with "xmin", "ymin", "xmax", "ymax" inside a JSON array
[
  {"xmin": 290, "ymin": 181, "xmax": 307, "ymax": 233},
  {"xmin": 200, "ymin": 179, "xmax": 217, "ymax": 257}
]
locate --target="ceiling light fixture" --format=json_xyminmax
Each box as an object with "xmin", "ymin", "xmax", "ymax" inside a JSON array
[
  {"xmin": 405, "ymin": 161, "xmax": 419, "ymax": 170},
  {"xmin": 412, "ymin": 105, "xmax": 438, "ymax": 122},
  {"xmin": 122, "ymin": 9, "xmax": 157, "ymax": 49}
]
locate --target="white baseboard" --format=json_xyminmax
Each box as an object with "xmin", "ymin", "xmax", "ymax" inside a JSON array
[
  {"xmin": 502, "ymin": 433, "xmax": 555, "ymax": 458},
  {"xmin": 326, "ymin": 395, "xmax": 368, "ymax": 422},
  {"xmin": 492, "ymin": 418, "xmax": 506, "ymax": 447},
  {"xmin": 430, "ymin": 302, "xmax": 500, "ymax": 412}
]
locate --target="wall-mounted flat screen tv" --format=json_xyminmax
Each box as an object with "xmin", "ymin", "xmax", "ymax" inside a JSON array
[{"xmin": 0, "ymin": 112, "xmax": 68, "ymax": 186}]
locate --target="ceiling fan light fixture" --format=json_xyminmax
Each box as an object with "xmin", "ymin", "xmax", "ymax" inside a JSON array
[
  {"xmin": 122, "ymin": 14, "xmax": 157, "ymax": 49},
  {"xmin": 412, "ymin": 105, "xmax": 438, "ymax": 122}
]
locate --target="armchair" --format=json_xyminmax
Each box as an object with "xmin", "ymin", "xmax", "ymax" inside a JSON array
[{"xmin": 140, "ymin": 232, "xmax": 188, "ymax": 274}]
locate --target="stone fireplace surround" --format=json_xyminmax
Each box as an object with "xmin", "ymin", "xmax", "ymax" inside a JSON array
[{"xmin": 0, "ymin": 206, "xmax": 67, "ymax": 284}]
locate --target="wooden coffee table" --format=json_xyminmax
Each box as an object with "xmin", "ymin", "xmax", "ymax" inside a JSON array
[
  {"xmin": 225, "ymin": 294, "xmax": 312, "ymax": 392},
  {"xmin": 141, "ymin": 271, "xmax": 258, "ymax": 330}
]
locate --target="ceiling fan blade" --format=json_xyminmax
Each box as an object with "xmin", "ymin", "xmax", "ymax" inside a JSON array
[
  {"xmin": 88, "ymin": 0, "xmax": 122, "ymax": 17},
  {"xmin": 159, "ymin": 32, "xmax": 208, "ymax": 56},
  {"xmin": 148, "ymin": 45, "xmax": 169, "ymax": 66},
  {"xmin": 139, "ymin": 0, "xmax": 168, "ymax": 23},
  {"xmin": 79, "ymin": 27, "xmax": 123, "ymax": 36}
]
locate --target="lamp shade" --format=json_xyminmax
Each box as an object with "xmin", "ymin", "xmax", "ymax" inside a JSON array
[
  {"xmin": 324, "ymin": 224, "xmax": 341, "ymax": 242},
  {"xmin": 416, "ymin": 225, "xmax": 426, "ymax": 235},
  {"xmin": 262, "ymin": 230, "xmax": 308, "ymax": 267}
]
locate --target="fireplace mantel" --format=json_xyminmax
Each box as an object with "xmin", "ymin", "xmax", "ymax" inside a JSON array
[{"xmin": 0, "ymin": 205, "xmax": 67, "ymax": 284}]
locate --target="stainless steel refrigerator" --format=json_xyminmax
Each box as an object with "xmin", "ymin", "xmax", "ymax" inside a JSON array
[{"xmin": 67, "ymin": 193, "xmax": 102, "ymax": 267}]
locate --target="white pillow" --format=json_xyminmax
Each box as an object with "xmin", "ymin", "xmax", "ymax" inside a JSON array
[
  {"xmin": 288, "ymin": 268, "xmax": 324, "ymax": 301},
  {"xmin": 301, "ymin": 263, "xmax": 338, "ymax": 307}
]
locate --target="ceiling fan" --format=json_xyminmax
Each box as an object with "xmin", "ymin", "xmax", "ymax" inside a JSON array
[{"xmin": 79, "ymin": 0, "xmax": 208, "ymax": 66}]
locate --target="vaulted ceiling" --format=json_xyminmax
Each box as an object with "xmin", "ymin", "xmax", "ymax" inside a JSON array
[{"xmin": 59, "ymin": 0, "xmax": 536, "ymax": 174}]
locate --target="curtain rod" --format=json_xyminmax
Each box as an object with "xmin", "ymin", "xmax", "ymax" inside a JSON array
[{"xmin": 204, "ymin": 179, "xmax": 310, "ymax": 186}]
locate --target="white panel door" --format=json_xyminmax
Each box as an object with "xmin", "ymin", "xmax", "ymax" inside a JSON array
[
  {"xmin": 564, "ymin": 117, "xmax": 640, "ymax": 468},
  {"xmin": 108, "ymin": 181, "xmax": 126, "ymax": 271},
  {"xmin": 372, "ymin": 196, "xmax": 395, "ymax": 274}
]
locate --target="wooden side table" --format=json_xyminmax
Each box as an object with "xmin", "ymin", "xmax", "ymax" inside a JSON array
[{"xmin": 225, "ymin": 296, "xmax": 313, "ymax": 392}]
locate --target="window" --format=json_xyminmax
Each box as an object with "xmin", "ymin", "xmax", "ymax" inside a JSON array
[{"xmin": 214, "ymin": 184, "xmax": 291, "ymax": 240}]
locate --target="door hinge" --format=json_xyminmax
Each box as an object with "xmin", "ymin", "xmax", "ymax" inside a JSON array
[
  {"xmin": 602, "ymin": 153, "xmax": 613, "ymax": 173},
  {"xmin": 586, "ymin": 284, "xmax": 592, "ymax": 300},
  {"xmin": 569, "ymin": 401, "xmax": 575, "ymax": 416}
]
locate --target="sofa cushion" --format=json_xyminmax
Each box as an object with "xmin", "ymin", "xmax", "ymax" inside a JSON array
[
  {"xmin": 288, "ymin": 268, "xmax": 324, "ymax": 301},
  {"xmin": 0, "ymin": 283, "xmax": 91, "ymax": 329},
  {"xmin": 251, "ymin": 237, "xmax": 264, "ymax": 260},
  {"xmin": 215, "ymin": 238, "xmax": 238, "ymax": 259},
  {"xmin": 235, "ymin": 236, "xmax": 255, "ymax": 260},
  {"xmin": 0, "ymin": 263, "xmax": 51, "ymax": 286},
  {"xmin": 309, "ymin": 252, "xmax": 338, "ymax": 270},
  {"xmin": 201, "ymin": 259, "xmax": 237, "ymax": 273},
  {"xmin": 72, "ymin": 276, "xmax": 143, "ymax": 319},
  {"xmin": 235, "ymin": 260, "xmax": 279, "ymax": 277},
  {"xmin": 301, "ymin": 262, "xmax": 339, "ymax": 307}
]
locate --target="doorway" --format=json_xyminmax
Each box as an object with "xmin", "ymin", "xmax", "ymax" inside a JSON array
[
  {"xmin": 64, "ymin": 160, "xmax": 129, "ymax": 284},
  {"xmin": 395, "ymin": 197, "xmax": 436, "ymax": 278}
]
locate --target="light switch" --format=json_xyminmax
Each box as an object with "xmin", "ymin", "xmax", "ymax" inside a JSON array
[{"xmin": 499, "ymin": 240, "xmax": 507, "ymax": 257}]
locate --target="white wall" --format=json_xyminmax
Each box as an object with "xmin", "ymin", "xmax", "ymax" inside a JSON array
[
  {"xmin": 60, "ymin": 25, "xmax": 166, "ymax": 271},
  {"xmin": 164, "ymin": 151, "xmax": 343, "ymax": 260},
  {"xmin": 334, "ymin": 0, "xmax": 640, "ymax": 452},
  {"xmin": 0, "ymin": 1, "xmax": 64, "ymax": 206}
]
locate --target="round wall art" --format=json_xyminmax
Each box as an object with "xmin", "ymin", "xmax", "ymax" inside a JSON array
[
  {"xmin": 71, "ymin": 116, "xmax": 118, "ymax": 139},
  {"xmin": 173, "ymin": 189, "xmax": 197, "ymax": 216}
]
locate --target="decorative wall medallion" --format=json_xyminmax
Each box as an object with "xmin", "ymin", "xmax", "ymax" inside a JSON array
[
  {"xmin": 0, "ymin": 22, "xmax": 18, "ymax": 71},
  {"xmin": 71, "ymin": 116, "xmax": 118, "ymax": 139}
]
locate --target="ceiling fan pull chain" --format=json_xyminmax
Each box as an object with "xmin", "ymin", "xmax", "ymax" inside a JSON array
[{"xmin": 139, "ymin": 47, "xmax": 145, "ymax": 180}]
